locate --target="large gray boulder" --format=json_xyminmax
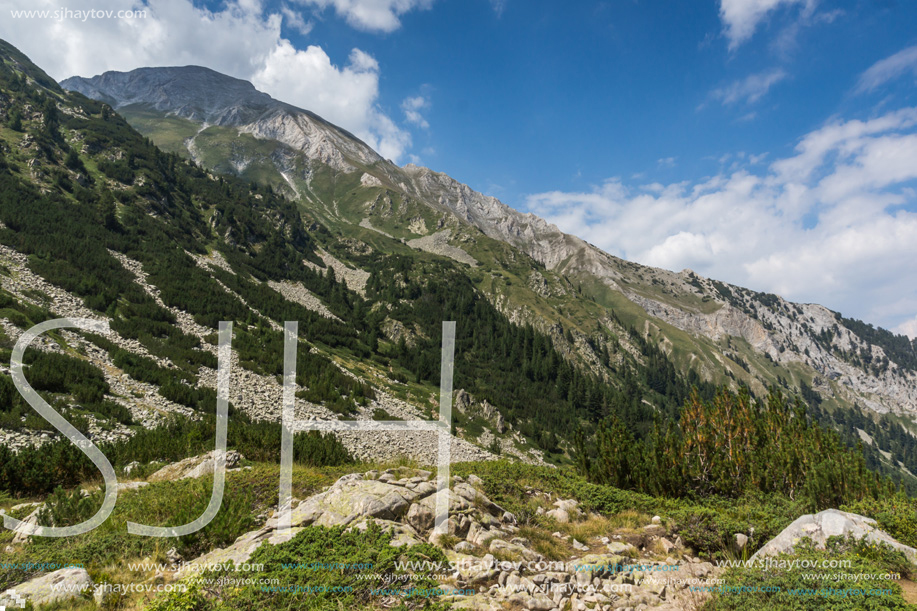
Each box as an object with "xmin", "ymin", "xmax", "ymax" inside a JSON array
[
  {"xmin": 148, "ymin": 450, "xmax": 242, "ymax": 482},
  {"xmin": 752, "ymin": 509, "xmax": 917, "ymax": 563},
  {"xmin": 0, "ymin": 568, "xmax": 93, "ymax": 609},
  {"xmin": 182, "ymin": 469, "xmax": 442, "ymax": 572},
  {"xmin": 267, "ymin": 473, "xmax": 430, "ymax": 529}
]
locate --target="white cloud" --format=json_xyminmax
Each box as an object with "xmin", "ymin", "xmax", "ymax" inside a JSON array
[
  {"xmin": 489, "ymin": 0, "xmax": 507, "ymax": 17},
  {"xmin": 770, "ymin": 7, "xmax": 842, "ymax": 59},
  {"xmin": 895, "ymin": 317, "xmax": 917, "ymax": 340},
  {"xmin": 710, "ymin": 68, "xmax": 787, "ymax": 105},
  {"xmin": 401, "ymin": 95, "xmax": 430, "ymax": 128},
  {"xmin": 281, "ymin": 5, "xmax": 314, "ymax": 35},
  {"xmin": 856, "ymin": 44, "xmax": 917, "ymax": 94},
  {"xmin": 719, "ymin": 0, "xmax": 813, "ymax": 50},
  {"xmin": 525, "ymin": 106, "xmax": 917, "ymax": 331},
  {"xmin": 0, "ymin": 0, "xmax": 416, "ymax": 162},
  {"xmin": 251, "ymin": 44, "xmax": 411, "ymax": 159},
  {"xmin": 293, "ymin": 0, "xmax": 433, "ymax": 33}
]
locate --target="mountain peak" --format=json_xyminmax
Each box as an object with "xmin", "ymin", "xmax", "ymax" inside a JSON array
[
  {"xmin": 60, "ymin": 66, "xmax": 277, "ymax": 125},
  {"xmin": 61, "ymin": 65, "xmax": 384, "ymax": 171}
]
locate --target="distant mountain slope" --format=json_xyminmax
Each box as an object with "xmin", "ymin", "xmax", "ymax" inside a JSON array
[
  {"xmin": 60, "ymin": 65, "xmax": 917, "ymax": 423},
  {"xmin": 62, "ymin": 67, "xmax": 382, "ymax": 172}
]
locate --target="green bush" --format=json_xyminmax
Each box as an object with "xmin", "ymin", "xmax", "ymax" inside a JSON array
[
  {"xmin": 703, "ymin": 536, "xmax": 912, "ymax": 610},
  {"xmin": 38, "ymin": 486, "xmax": 101, "ymax": 528},
  {"xmin": 843, "ymin": 494, "xmax": 917, "ymax": 550},
  {"xmin": 158, "ymin": 521, "xmax": 453, "ymax": 611}
]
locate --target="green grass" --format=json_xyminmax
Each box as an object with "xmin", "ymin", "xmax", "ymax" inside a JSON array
[{"xmin": 119, "ymin": 105, "xmax": 201, "ymax": 157}]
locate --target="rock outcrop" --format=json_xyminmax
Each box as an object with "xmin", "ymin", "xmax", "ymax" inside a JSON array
[
  {"xmin": 0, "ymin": 568, "xmax": 93, "ymax": 609},
  {"xmin": 175, "ymin": 467, "xmax": 720, "ymax": 610},
  {"xmin": 752, "ymin": 509, "xmax": 917, "ymax": 564},
  {"xmin": 148, "ymin": 450, "xmax": 243, "ymax": 482}
]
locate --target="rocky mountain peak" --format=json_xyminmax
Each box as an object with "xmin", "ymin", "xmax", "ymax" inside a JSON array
[{"xmin": 61, "ymin": 67, "xmax": 383, "ymax": 171}]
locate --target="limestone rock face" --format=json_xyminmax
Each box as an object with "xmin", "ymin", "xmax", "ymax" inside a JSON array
[{"xmin": 752, "ymin": 509, "xmax": 917, "ymax": 563}]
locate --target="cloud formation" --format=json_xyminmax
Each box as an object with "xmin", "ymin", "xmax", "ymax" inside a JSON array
[
  {"xmin": 0, "ymin": 0, "xmax": 416, "ymax": 161},
  {"xmin": 281, "ymin": 5, "xmax": 314, "ymax": 35},
  {"xmin": 856, "ymin": 44, "xmax": 917, "ymax": 94},
  {"xmin": 401, "ymin": 95, "xmax": 430, "ymax": 128},
  {"xmin": 709, "ymin": 68, "xmax": 787, "ymax": 105},
  {"xmin": 719, "ymin": 0, "xmax": 813, "ymax": 49},
  {"xmin": 293, "ymin": 0, "xmax": 433, "ymax": 32},
  {"xmin": 896, "ymin": 317, "xmax": 917, "ymax": 340},
  {"xmin": 526, "ymin": 107, "xmax": 917, "ymax": 331}
]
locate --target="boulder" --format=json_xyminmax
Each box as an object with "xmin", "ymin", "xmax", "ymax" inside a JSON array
[
  {"xmin": 454, "ymin": 483, "xmax": 506, "ymax": 516},
  {"xmin": 148, "ymin": 450, "xmax": 242, "ymax": 482},
  {"xmin": 448, "ymin": 551, "xmax": 499, "ymax": 585},
  {"xmin": 568, "ymin": 554, "xmax": 625, "ymax": 578},
  {"xmin": 179, "ymin": 526, "xmax": 275, "ymax": 574},
  {"xmin": 406, "ymin": 502, "xmax": 435, "ymax": 532},
  {"xmin": 271, "ymin": 473, "xmax": 429, "ymax": 529},
  {"xmin": 449, "ymin": 594, "xmax": 504, "ymax": 610},
  {"xmin": 0, "ymin": 568, "xmax": 93, "ymax": 609},
  {"xmin": 607, "ymin": 541, "xmax": 636, "ymax": 555},
  {"xmin": 734, "ymin": 533, "xmax": 749, "ymax": 550},
  {"xmin": 547, "ymin": 499, "xmax": 582, "ymax": 523},
  {"xmin": 10, "ymin": 505, "xmax": 42, "ymax": 544},
  {"xmin": 455, "ymin": 541, "xmax": 476, "ymax": 553},
  {"xmin": 751, "ymin": 509, "xmax": 917, "ymax": 563},
  {"xmin": 489, "ymin": 538, "xmax": 541, "ymax": 562},
  {"xmin": 508, "ymin": 591, "xmax": 555, "ymax": 610}
]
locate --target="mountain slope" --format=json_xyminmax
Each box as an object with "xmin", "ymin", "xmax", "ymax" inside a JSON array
[
  {"xmin": 0, "ymin": 42, "xmax": 508, "ymax": 467},
  {"xmin": 61, "ymin": 66, "xmax": 917, "ymax": 424},
  {"xmin": 62, "ymin": 66, "xmax": 382, "ymax": 174},
  {"xmin": 1, "ymin": 41, "xmax": 915, "ymax": 489}
]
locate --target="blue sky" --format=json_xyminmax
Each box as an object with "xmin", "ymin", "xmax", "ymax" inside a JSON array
[
  {"xmin": 2, "ymin": 0, "xmax": 917, "ymax": 335},
  {"xmin": 283, "ymin": 0, "xmax": 915, "ymax": 200}
]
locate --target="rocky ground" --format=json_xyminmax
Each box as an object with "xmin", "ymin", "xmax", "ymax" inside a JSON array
[{"xmin": 5, "ymin": 450, "xmax": 917, "ymax": 611}]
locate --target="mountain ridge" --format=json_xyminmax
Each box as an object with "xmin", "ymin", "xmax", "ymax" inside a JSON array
[
  {"xmin": 58, "ymin": 64, "xmax": 917, "ymax": 426},
  {"xmin": 61, "ymin": 67, "xmax": 383, "ymax": 172}
]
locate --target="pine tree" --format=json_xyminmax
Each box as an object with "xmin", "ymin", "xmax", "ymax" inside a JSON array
[
  {"xmin": 8, "ymin": 107, "xmax": 22, "ymax": 131},
  {"xmin": 99, "ymin": 190, "xmax": 119, "ymax": 231}
]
